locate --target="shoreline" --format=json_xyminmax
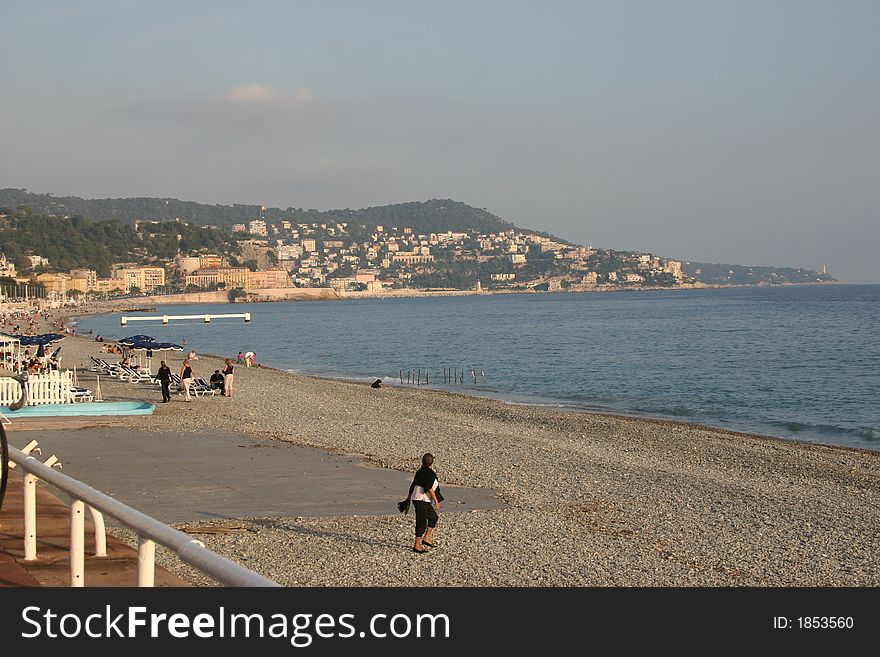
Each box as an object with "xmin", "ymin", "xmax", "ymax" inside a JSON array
[
  {"xmin": 17, "ymin": 323, "xmax": 880, "ymax": 586},
  {"xmin": 60, "ymin": 289, "xmax": 876, "ymax": 455}
]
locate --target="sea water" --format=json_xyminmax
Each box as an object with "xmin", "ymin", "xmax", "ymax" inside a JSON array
[{"xmin": 75, "ymin": 284, "xmax": 880, "ymax": 450}]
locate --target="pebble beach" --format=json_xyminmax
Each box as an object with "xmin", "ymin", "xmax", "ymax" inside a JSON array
[{"xmin": 19, "ymin": 306, "xmax": 880, "ymax": 586}]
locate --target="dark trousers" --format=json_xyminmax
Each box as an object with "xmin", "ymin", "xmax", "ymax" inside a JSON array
[
  {"xmin": 413, "ymin": 501, "xmax": 438, "ymax": 537},
  {"xmin": 161, "ymin": 380, "xmax": 171, "ymax": 402}
]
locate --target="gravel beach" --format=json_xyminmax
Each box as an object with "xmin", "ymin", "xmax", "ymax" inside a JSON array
[{"xmin": 19, "ymin": 306, "xmax": 880, "ymax": 586}]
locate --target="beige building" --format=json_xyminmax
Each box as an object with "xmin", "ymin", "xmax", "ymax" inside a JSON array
[
  {"xmin": 112, "ymin": 266, "xmax": 166, "ymax": 292},
  {"xmin": 0, "ymin": 254, "xmax": 16, "ymax": 278},
  {"xmin": 391, "ymin": 251, "xmax": 434, "ymax": 264},
  {"xmin": 69, "ymin": 269, "xmax": 98, "ymax": 289},
  {"xmin": 247, "ymin": 269, "xmax": 291, "ymax": 289},
  {"xmin": 185, "ymin": 267, "xmax": 250, "ymax": 289},
  {"xmin": 248, "ymin": 219, "xmax": 268, "ymax": 236},
  {"xmin": 34, "ymin": 273, "xmax": 68, "ymax": 296},
  {"xmin": 94, "ymin": 278, "xmax": 128, "ymax": 293}
]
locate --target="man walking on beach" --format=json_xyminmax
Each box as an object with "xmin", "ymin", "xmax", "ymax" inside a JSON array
[
  {"xmin": 405, "ymin": 453, "xmax": 441, "ymax": 553},
  {"xmin": 155, "ymin": 360, "xmax": 172, "ymax": 403}
]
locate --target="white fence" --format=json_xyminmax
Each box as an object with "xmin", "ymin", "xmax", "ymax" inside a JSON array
[{"xmin": 0, "ymin": 371, "xmax": 73, "ymax": 406}]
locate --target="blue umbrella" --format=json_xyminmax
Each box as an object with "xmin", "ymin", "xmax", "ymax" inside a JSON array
[
  {"xmin": 14, "ymin": 333, "xmax": 65, "ymax": 346},
  {"xmin": 119, "ymin": 334, "xmax": 156, "ymax": 346},
  {"xmin": 152, "ymin": 342, "xmax": 184, "ymax": 351}
]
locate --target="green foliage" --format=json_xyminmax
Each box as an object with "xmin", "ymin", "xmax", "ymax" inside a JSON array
[
  {"xmin": 0, "ymin": 189, "xmax": 525, "ymax": 235},
  {"xmin": 0, "ymin": 210, "xmax": 240, "ymax": 276},
  {"xmin": 227, "ymin": 288, "xmax": 247, "ymax": 302}
]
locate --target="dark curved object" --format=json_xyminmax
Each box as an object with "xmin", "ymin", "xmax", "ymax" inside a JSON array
[
  {"xmin": 0, "ymin": 423, "xmax": 7, "ymax": 513},
  {"xmin": 5, "ymin": 374, "xmax": 27, "ymax": 411}
]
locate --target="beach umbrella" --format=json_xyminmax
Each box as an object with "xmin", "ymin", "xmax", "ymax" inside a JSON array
[
  {"xmin": 119, "ymin": 334, "xmax": 155, "ymax": 346},
  {"xmin": 15, "ymin": 333, "xmax": 65, "ymax": 346}
]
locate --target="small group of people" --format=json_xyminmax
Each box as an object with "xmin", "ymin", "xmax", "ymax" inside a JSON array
[
  {"xmin": 153, "ymin": 357, "xmax": 235, "ymax": 402},
  {"xmin": 237, "ymin": 351, "xmax": 256, "ymax": 367}
]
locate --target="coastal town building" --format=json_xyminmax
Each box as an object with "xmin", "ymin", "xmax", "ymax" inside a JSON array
[
  {"xmin": 0, "ymin": 254, "xmax": 17, "ymax": 278},
  {"xmin": 185, "ymin": 267, "xmax": 249, "ymax": 289},
  {"xmin": 248, "ymin": 219, "xmax": 268, "ymax": 236},
  {"xmin": 111, "ymin": 265, "xmax": 166, "ymax": 292},
  {"xmin": 26, "ymin": 255, "xmax": 50, "ymax": 269},
  {"xmin": 232, "ymin": 223, "xmax": 246, "ymax": 233},
  {"xmin": 247, "ymin": 269, "xmax": 291, "ymax": 289}
]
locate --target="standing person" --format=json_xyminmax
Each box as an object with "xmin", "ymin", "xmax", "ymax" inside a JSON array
[
  {"xmin": 244, "ymin": 351, "xmax": 255, "ymax": 368},
  {"xmin": 222, "ymin": 358, "xmax": 234, "ymax": 397},
  {"xmin": 404, "ymin": 453, "xmax": 441, "ymax": 553},
  {"xmin": 237, "ymin": 351, "xmax": 244, "ymax": 364},
  {"xmin": 155, "ymin": 360, "xmax": 172, "ymax": 403},
  {"xmin": 180, "ymin": 359, "xmax": 196, "ymax": 402}
]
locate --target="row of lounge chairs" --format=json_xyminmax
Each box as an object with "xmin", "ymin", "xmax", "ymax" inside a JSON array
[{"xmin": 89, "ymin": 356, "xmax": 218, "ymax": 397}]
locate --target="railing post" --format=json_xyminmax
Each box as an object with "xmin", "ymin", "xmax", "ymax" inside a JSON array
[
  {"xmin": 88, "ymin": 506, "xmax": 107, "ymax": 557},
  {"xmin": 23, "ymin": 472, "xmax": 37, "ymax": 560},
  {"xmin": 138, "ymin": 534, "xmax": 156, "ymax": 587},
  {"xmin": 70, "ymin": 499, "xmax": 85, "ymax": 587}
]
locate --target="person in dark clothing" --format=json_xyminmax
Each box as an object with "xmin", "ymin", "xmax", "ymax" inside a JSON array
[
  {"xmin": 371, "ymin": 378, "xmax": 383, "ymax": 388},
  {"xmin": 209, "ymin": 369, "xmax": 225, "ymax": 395},
  {"xmin": 404, "ymin": 453, "xmax": 441, "ymax": 553},
  {"xmin": 155, "ymin": 360, "xmax": 172, "ymax": 403}
]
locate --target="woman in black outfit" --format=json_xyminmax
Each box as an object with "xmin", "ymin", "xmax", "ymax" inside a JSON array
[
  {"xmin": 404, "ymin": 453, "xmax": 441, "ymax": 553},
  {"xmin": 155, "ymin": 360, "xmax": 172, "ymax": 403}
]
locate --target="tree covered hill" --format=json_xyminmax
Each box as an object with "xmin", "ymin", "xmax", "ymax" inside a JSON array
[
  {"xmin": 682, "ymin": 261, "xmax": 835, "ymax": 286},
  {"xmin": 0, "ymin": 189, "xmax": 521, "ymax": 235},
  {"xmin": 0, "ymin": 209, "xmax": 240, "ymax": 277}
]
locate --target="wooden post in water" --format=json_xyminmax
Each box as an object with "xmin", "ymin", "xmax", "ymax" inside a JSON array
[
  {"xmin": 425, "ymin": 370, "xmax": 429, "ymax": 385},
  {"xmin": 399, "ymin": 370, "xmax": 403, "ymax": 384},
  {"xmin": 417, "ymin": 368, "xmax": 421, "ymax": 385},
  {"xmin": 472, "ymin": 369, "xmax": 477, "ymax": 384},
  {"xmin": 407, "ymin": 370, "xmax": 411, "ymax": 385},
  {"xmin": 460, "ymin": 368, "xmax": 464, "ymax": 384}
]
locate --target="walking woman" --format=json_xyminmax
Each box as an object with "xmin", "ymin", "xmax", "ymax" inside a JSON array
[
  {"xmin": 222, "ymin": 358, "xmax": 234, "ymax": 397},
  {"xmin": 180, "ymin": 359, "xmax": 196, "ymax": 402},
  {"xmin": 404, "ymin": 453, "xmax": 441, "ymax": 553}
]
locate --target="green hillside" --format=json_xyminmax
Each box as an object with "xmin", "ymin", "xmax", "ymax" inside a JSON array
[{"xmin": 0, "ymin": 189, "xmax": 518, "ymax": 235}]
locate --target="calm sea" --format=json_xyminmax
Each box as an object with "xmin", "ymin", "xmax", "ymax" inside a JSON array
[{"xmin": 74, "ymin": 285, "xmax": 880, "ymax": 451}]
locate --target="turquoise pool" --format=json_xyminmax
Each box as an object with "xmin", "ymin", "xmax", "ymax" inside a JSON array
[{"xmin": 0, "ymin": 401, "xmax": 154, "ymax": 417}]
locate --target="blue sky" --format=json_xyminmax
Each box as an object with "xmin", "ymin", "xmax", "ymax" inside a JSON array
[{"xmin": 2, "ymin": 1, "xmax": 878, "ymax": 281}]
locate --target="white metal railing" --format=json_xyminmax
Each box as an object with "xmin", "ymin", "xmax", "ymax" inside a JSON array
[{"xmin": 8, "ymin": 442, "xmax": 279, "ymax": 587}]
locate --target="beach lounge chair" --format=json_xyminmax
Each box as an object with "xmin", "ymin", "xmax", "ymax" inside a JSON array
[{"xmin": 70, "ymin": 387, "xmax": 94, "ymax": 403}]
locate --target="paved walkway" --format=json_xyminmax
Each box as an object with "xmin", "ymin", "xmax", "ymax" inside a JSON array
[
  {"xmin": 1, "ymin": 425, "xmax": 503, "ymax": 586},
  {"xmin": 21, "ymin": 428, "xmax": 504, "ymax": 524}
]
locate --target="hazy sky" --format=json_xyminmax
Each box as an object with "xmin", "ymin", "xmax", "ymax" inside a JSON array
[{"xmin": 1, "ymin": 1, "xmax": 878, "ymax": 282}]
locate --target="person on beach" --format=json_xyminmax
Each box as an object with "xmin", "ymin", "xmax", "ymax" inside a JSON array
[
  {"xmin": 155, "ymin": 360, "xmax": 172, "ymax": 403},
  {"xmin": 210, "ymin": 369, "xmax": 225, "ymax": 395},
  {"xmin": 180, "ymin": 359, "xmax": 196, "ymax": 402},
  {"xmin": 222, "ymin": 358, "xmax": 234, "ymax": 397},
  {"xmin": 404, "ymin": 453, "xmax": 441, "ymax": 553},
  {"xmin": 371, "ymin": 379, "xmax": 383, "ymax": 388},
  {"xmin": 244, "ymin": 351, "xmax": 255, "ymax": 368},
  {"xmin": 237, "ymin": 351, "xmax": 243, "ymax": 364}
]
